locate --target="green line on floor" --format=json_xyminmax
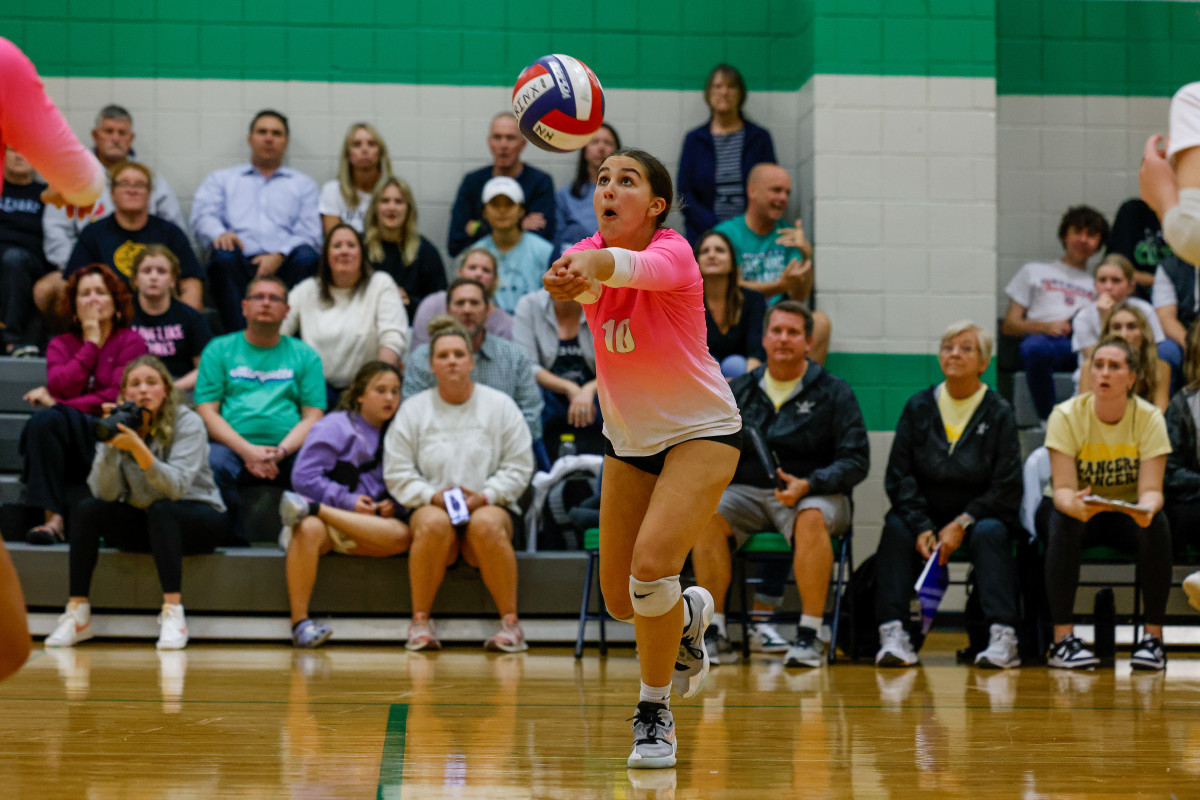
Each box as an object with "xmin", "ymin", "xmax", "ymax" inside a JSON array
[{"xmin": 376, "ymin": 703, "xmax": 408, "ymax": 800}]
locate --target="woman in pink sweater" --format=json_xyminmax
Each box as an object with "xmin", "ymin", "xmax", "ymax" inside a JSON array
[{"xmin": 22, "ymin": 264, "xmax": 146, "ymax": 544}]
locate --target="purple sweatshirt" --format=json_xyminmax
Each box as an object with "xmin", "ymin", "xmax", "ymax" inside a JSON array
[
  {"xmin": 291, "ymin": 410, "xmax": 389, "ymax": 510},
  {"xmin": 47, "ymin": 328, "xmax": 148, "ymax": 415}
]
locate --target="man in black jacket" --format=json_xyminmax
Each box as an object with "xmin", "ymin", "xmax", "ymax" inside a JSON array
[
  {"xmin": 692, "ymin": 301, "xmax": 869, "ymax": 668},
  {"xmin": 875, "ymin": 321, "xmax": 1023, "ymax": 669}
]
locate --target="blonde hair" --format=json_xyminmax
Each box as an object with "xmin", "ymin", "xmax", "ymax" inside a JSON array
[
  {"xmin": 940, "ymin": 320, "xmax": 993, "ymax": 367},
  {"xmin": 336, "ymin": 123, "xmax": 393, "ymax": 209},
  {"xmin": 1096, "ymin": 252, "xmax": 1135, "ymax": 282},
  {"xmin": 427, "ymin": 314, "xmax": 474, "ymax": 354},
  {"xmin": 1101, "ymin": 302, "xmax": 1158, "ymax": 401},
  {"xmin": 119, "ymin": 355, "xmax": 179, "ymax": 449},
  {"xmin": 364, "ymin": 176, "xmax": 419, "ymax": 266}
]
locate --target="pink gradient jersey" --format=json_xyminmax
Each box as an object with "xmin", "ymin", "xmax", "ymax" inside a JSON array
[
  {"xmin": 566, "ymin": 227, "xmax": 741, "ymax": 457},
  {"xmin": 0, "ymin": 37, "xmax": 104, "ymax": 205}
]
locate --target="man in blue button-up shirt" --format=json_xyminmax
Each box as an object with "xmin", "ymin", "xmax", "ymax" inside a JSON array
[{"xmin": 191, "ymin": 110, "xmax": 321, "ymax": 332}]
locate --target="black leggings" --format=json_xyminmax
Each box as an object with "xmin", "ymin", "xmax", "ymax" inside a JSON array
[
  {"xmin": 69, "ymin": 498, "xmax": 227, "ymax": 596},
  {"xmin": 21, "ymin": 404, "xmax": 96, "ymax": 515},
  {"xmin": 1039, "ymin": 498, "xmax": 1172, "ymax": 626}
]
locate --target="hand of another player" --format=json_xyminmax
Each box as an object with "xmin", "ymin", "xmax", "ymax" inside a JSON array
[
  {"xmin": 521, "ymin": 212, "xmax": 547, "ymax": 232},
  {"xmin": 252, "ymin": 253, "xmax": 284, "ymax": 276},
  {"xmin": 353, "ymin": 495, "xmax": 375, "ymax": 515},
  {"xmin": 23, "ymin": 386, "xmax": 56, "ymax": 408},
  {"xmin": 543, "ymin": 264, "xmax": 592, "ymax": 301},
  {"xmin": 213, "ymin": 232, "xmax": 244, "ymax": 252},
  {"xmin": 775, "ymin": 218, "xmax": 812, "ymax": 258},
  {"xmin": 40, "ymin": 187, "xmax": 94, "ymax": 220},
  {"xmin": 1140, "ymin": 134, "xmax": 1178, "ymax": 219},
  {"xmin": 773, "ymin": 469, "xmax": 810, "ymax": 507},
  {"xmin": 936, "ymin": 520, "xmax": 965, "ymax": 566},
  {"xmin": 915, "ymin": 530, "xmax": 937, "ymax": 560}
]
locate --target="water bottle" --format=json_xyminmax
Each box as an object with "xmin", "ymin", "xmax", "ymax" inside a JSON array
[{"xmin": 559, "ymin": 433, "xmax": 577, "ymax": 457}]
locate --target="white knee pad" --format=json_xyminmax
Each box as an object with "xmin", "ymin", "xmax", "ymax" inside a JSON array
[
  {"xmin": 629, "ymin": 574, "xmax": 682, "ymax": 618},
  {"xmin": 604, "ymin": 602, "xmax": 634, "ymax": 624},
  {"xmin": 1164, "ymin": 188, "xmax": 1200, "ymax": 267}
]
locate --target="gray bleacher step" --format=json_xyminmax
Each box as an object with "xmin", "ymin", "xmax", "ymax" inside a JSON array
[
  {"xmin": 0, "ymin": 413, "xmax": 28, "ymax": 473},
  {"xmin": 0, "ymin": 474, "xmax": 24, "ymax": 505},
  {"xmin": 1012, "ymin": 371, "xmax": 1076, "ymax": 429},
  {"xmin": 0, "ymin": 357, "xmax": 46, "ymax": 413}
]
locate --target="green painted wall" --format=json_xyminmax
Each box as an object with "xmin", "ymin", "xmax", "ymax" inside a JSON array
[
  {"xmin": 998, "ymin": 0, "xmax": 1200, "ymax": 96},
  {"xmin": 824, "ymin": 352, "xmax": 999, "ymax": 432},
  {"xmin": 3, "ymin": 0, "xmax": 1002, "ymax": 88}
]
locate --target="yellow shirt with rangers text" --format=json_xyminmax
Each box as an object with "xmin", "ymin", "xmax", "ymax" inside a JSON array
[{"xmin": 1044, "ymin": 393, "xmax": 1171, "ymax": 503}]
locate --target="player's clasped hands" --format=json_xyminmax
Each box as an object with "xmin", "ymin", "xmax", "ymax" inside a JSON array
[{"xmin": 543, "ymin": 253, "xmax": 593, "ymax": 301}]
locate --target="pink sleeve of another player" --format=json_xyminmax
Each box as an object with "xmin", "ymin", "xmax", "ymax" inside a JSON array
[
  {"xmin": 604, "ymin": 229, "xmax": 696, "ymax": 292},
  {"xmin": 0, "ymin": 37, "xmax": 104, "ymax": 205}
]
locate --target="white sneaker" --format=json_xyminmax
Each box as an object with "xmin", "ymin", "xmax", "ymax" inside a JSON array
[
  {"xmin": 1184, "ymin": 571, "xmax": 1200, "ymax": 611},
  {"xmin": 156, "ymin": 604, "xmax": 189, "ymax": 650},
  {"xmin": 749, "ymin": 621, "xmax": 790, "ymax": 653},
  {"xmin": 44, "ymin": 602, "xmax": 93, "ymax": 648},
  {"xmin": 974, "ymin": 623, "xmax": 1021, "ymax": 669},
  {"xmin": 875, "ymin": 620, "xmax": 919, "ymax": 667}
]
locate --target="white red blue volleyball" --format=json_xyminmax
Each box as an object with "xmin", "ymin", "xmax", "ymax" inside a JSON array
[{"xmin": 512, "ymin": 54, "xmax": 605, "ymax": 153}]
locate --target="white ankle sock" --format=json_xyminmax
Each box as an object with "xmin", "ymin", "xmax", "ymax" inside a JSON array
[
  {"xmin": 639, "ymin": 681, "xmax": 671, "ymax": 707},
  {"xmin": 68, "ymin": 600, "xmax": 90, "ymax": 622},
  {"xmin": 800, "ymin": 615, "xmax": 823, "ymax": 634},
  {"xmin": 712, "ymin": 612, "xmax": 726, "ymax": 636}
]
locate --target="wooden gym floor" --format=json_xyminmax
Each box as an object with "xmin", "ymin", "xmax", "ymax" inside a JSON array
[{"xmin": 3, "ymin": 633, "xmax": 1200, "ymax": 799}]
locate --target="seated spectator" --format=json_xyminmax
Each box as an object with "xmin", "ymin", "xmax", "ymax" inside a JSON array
[
  {"xmin": 691, "ymin": 302, "xmax": 868, "ymax": 668},
  {"xmin": 64, "ymin": 162, "xmax": 203, "ymax": 310},
  {"xmin": 129, "ymin": 246, "xmax": 212, "ymax": 391},
  {"xmin": 697, "ymin": 229, "xmax": 766, "ymax": 378},
  {"xmin": 21, "ymin": 264, "xmax": 147, "ymax": 544},
  {"xmin": 41, "ymin": 104, "xmax": 185, "ymax": 275},
  {"xmin": 874, "ymin": 321, "xmax": 1022, "ymax": 669},
  {"xmin": 194, "ymin": 274, "xmax": 325, "ymax": 545},
  {"xmin": 0, "ymin": 148, "xmax": 50, "ymax": 355},
  {"xmin": 474, "ymin": 177, "xmax": 553, "ymax": 314},
  {"xmin": 384, "ymin": 317, "xmax": 534, "ymax": 651},
  {"xmin": 1079, "ymin": 302, "xmax": 1169, "ymax": 411},
  {"xmin": 410, "ymin": 248, "xmax": 512, "ymax": 348},
  {"xmin": 1151, "ymin": 252, "xmax": 1199, "ymax": 386},
  {"xmin": 191, "ymin": 110, "xmax": 320, "ymax": 332},
  {"xmin": 553, "ymin": 124, "xmax": 620, "ymax": 255},
  {"xmin": 1039, "ymin": 335, "xmax": 1172, "ymax": 671},
  {"xmin": 1109, "ymin": 198, "xmax": 1171, "ymax": 301},
  {"xmin": 363, "ymin": 176, "xmax": 445, "ymax": 321},
  {"xmin": 42, "ymin": 356, "xmax": 227, "ymax": 650},
  {"xmin": 1165, "ymin": 322, "xmax": 1200, "ymax": 558},
  {"xmin": 448, "ymin": 112, "xmax": 555, "ymax": 257},
  {"xmin": 714, "ymin": 164, "xmax": 831, "ymax": 362},
  {"xmin": 513, "ymin": 288, "xmax": 602, "ymax": 460},
  {"xmin": 1073, "ymin": 254, "xmax": 1163, "ymax": 364},
  {"xmin": 281, "ymin": 224, "xmax": 408, "ymax": 409},
  {"xmin": 404, "ymin": 277, "xmax": 542, "ymax": 442},
  {"xmin": 1002, "ymin": 205, "xmax": 1108, "ymax": 421},
  {"xmin": 679, "ymin": 64, "xmax": 776, "ymax": 244},
  {"xmin": 320, "ymin": 122, "xmax": 392, "ymax": 235},
  {"xmin": 278, "ymin": 361, "xmax": 411, "ymax": 648}
]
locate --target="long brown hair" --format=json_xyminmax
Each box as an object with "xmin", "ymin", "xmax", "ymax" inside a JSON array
[
  {"xmin": 119, "ymin": 355, "xmax": 179, "ymax": 449},
  {"xmin": 336, "ymin": 360, "xmax": 404, "ymax": 414},
  {"xmin": 363, "ymin": 176, "xmax": 420, "ymax": 266},
  {"xmin": 318, "ymin": 224, "xmax": 372, "ymax": 304},
  {"xmin": 696, "ymin": 230, "xmax": 744, "ymax": 329}
]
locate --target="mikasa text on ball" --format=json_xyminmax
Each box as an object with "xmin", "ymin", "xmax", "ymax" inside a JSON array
[{"xmin": 512, "ymin": 54, "xmax": 605, "ymax": 153}]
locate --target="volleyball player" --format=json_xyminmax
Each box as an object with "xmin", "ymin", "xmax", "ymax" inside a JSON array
[{"xmin": 544, "ymin": 149, "xmax": 742, "ymax": 769}]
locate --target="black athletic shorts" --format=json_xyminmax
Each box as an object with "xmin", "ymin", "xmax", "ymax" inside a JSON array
[{"xmin": 603, "ymin": 429, "xmax": 743, "ymax": 477}]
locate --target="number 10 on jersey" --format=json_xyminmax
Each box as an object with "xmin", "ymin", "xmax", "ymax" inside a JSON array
[{"xmin": 600, "ymin": 318, "xmax": 635, "ymax": 354}]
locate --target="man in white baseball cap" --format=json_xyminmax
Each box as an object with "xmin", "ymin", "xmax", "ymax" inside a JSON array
[{"xmin": 474, "ymin": 175, "xmax": 553, "ymax": 314}]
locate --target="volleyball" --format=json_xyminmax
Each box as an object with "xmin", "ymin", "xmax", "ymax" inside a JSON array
[{"xmin": 512, "ymin": 54, "xmax": 605, "ymax": 153}]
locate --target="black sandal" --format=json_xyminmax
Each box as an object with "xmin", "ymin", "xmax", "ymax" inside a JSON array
[{"xmin": 26, "ymin": 524, "xmax": 65, "ymax": 545}]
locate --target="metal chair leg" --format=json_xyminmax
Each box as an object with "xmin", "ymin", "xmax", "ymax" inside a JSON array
[
  {"xmin": 575, "ymin": 549, "xmax": 597, "ymax": 659},
  {"xmin": 828, "ymin": 534, "xmax": 850, "ymax": 664}
]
